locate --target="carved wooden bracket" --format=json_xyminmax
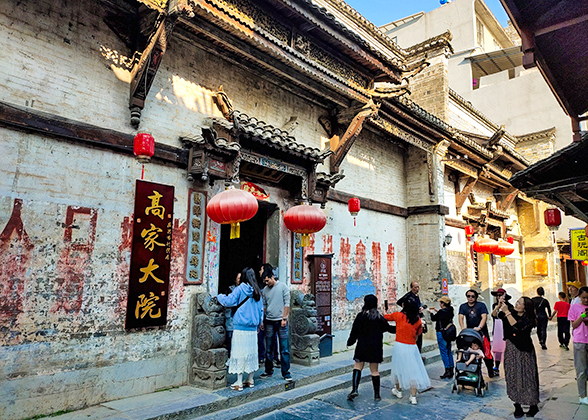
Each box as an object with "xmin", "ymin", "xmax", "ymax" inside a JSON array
[
  {"xmin": 498, "ymin": 188, "xmax": 519, "ymax": 212},
  {"xmin": 456, "ymin": 176, "xmax": 478, "ymax": 215},
  {"xmin": 213, "ymin": 85, "xmax": 234, "ymax": 122},
  {"xmin": 329, "ymin": 99, "xmax": 380, "ymax": 173},
  {"xmin": 129, "ymin": 15, "xmax": 178, "ymax": 127}
]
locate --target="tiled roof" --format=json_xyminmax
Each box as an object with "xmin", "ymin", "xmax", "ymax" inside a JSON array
[{"xmin": 232, "ymin": 110, "xmax": 329, "ymax": 161}]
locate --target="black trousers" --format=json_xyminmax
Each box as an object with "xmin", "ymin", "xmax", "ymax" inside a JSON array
[
  {"xmin": 537, "ymin": 317, "xmax": 548, "ymax": 345},
  {"xmin": 557, "ymin": 317, "xmax": 570, "ymax": 346}
]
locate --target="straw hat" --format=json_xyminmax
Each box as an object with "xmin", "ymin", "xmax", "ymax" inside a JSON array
[
  {"xmin": 566, "ymin": 281, "xmax": 582, "ymax": 289},
  {"xmin": 438, "ymin": 296, "xmax": 451, "ymax": 305}
]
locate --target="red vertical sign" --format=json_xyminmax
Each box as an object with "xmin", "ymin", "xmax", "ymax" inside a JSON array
[{"xmin": 126, "ymin": 180, "xmax": 174, "ymax": 329}]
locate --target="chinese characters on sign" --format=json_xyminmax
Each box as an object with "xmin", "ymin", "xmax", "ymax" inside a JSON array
[
  {"xmin": 185, "ymin": 190, "xmax": 206, "ymax": 284},
  {"xmin": 310, "ymin": 255, "xmax": 333, "ymax": 336},
  {"xmin": 570, "ymin": 228, "xmax": 588, "ymax": 261},
  {"xmin": 126, "ymin": 180, "xmax": 174, "ymax": 329},
  {"xmin": 291, "ymin": 233, "xmax": 303, "ymax": 284}
]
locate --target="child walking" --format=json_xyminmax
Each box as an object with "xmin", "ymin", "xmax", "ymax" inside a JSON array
[
  {"xmin": 550, "ymin": 292, "xmax": 571, "ymax": 350},
  {"xmin": 346, "ymin": 294, "xmax": 395, "ymax": 401}
]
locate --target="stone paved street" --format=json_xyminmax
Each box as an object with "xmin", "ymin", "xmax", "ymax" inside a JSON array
[{"xmin": 257, "ymin": 333, "xmax": 588, "ymax": 420}]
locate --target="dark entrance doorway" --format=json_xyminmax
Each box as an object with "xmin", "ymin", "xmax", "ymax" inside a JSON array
[{"xmin": 218, "ymin": 201, "xmax": 277, "ymax": 294}]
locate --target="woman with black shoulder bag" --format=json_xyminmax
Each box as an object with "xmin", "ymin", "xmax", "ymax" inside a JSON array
[{"xmin": 429, "ymin": 296, "xmax": 456, "ymax": 379}]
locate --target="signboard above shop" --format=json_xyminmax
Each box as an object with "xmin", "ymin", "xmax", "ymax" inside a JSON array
[{"xmin": 570, "ymin": 228, "xmax": 588, "ymax": 261}]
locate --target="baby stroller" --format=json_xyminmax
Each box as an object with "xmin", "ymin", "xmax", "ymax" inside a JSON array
[{"xmin": 451, "ymin": 328, "xmax": 488, "ymax": 397}]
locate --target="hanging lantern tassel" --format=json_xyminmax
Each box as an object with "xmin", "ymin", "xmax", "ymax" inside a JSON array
[
  {"xmin": 230, "ymin": 222, "xmax": 241, "ymax": 239},
  {"xmin": 348, "ymin": 198, "xmax": 361, "ymax": 227},
  {"xmin": 301, "ymin": 233, "xmax": 310, "ymax": 247}
]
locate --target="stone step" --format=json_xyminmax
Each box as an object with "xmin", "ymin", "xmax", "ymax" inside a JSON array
[
  {"xmin": 49, "ymin": 340, "xmax": 441, "ymax": 420},
  {"xmin": 189, "ymin": 348, "xmax": 441, "ymax": 420}
]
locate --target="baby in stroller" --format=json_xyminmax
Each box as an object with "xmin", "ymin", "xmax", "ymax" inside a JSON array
[
  {"xmin": 452, "ymin": 328, "xmax": 487, "ymax": 397},
  {"xmin": 457, "ymin": 341, "xmax": 484, "ymax": 367}
]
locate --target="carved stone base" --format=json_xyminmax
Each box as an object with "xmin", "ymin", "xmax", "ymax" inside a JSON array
[
  {"xmin": 192, "ymin": 366, "xmax": 227, "ymax": 390},
  {"xmin": 292, "ymin": 349, "xmax": 320, "ymax": 366},
  {"xmin": 193, "ymin": 347, "xmax": 228, "ymax": 370}
]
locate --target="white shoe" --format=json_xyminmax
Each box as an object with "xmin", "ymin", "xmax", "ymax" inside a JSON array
[
  {"xmin": 580, "ymin": 396, "xmax": 588, "ymax": 405},
  {"xmin": 391, "ymin": 388, "xmax": 402, "ymax": 399},
  {"xmin": 410, "ymin": 396, "xmax": 417, "ymax": 405}
]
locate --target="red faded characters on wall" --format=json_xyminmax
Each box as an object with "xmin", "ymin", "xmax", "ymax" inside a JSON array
[
  {"xmin": 51, "ymin": 206, "xmax": 98, "ymax": 315},
  {"xmin": 0, "ymin": 199, "xmax": 34, "ymax": 325}
]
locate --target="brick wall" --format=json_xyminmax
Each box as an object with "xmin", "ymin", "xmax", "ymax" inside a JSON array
[
  {"xmin": 407, "ymin": 53, "xmax": 450, "ymax": 122},
  {"xmin": 515, "ymin": 137, "xmax": 555, "ymax": 164}
]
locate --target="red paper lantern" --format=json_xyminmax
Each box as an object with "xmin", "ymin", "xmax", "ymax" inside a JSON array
[
  {"xmin": 506, "ymin": 236, "xmax": 514, "ymax": 244},
  {"xmin": 473, "ymin": 236, "xmax": 498, "ymax": 261},
  {"xmin": 206, "ymin": 188, "xmax": 258, "ymax": 239},
  {"xmin": 544, "ymin": 208, "xmax": 561, "ymax": 229},
  {"xmin": 134, "ymin": 132, "xmax": 155, "ymax": 163},
  {"xmin": 464, "ymin": 225, "xmax": 474, "ymax": 239},
  {"xmin": 494, "ymin": 239, "xmax": 515, "ymax": 262},
  {"xmin": 284, "ymin": 204, "xmax": 327, "ymax": 247},
  {"xmin": 582, "ymin": 260, "xmax": 588, "ymax": 267},
  {"xmin": 348, "ymin": 198, "xmax": 360, "ymax": 226}
]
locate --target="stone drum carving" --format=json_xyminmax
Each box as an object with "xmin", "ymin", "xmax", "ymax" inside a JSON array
[
  {"xmin": 290, "ymin": 290, "xmax": 320, "ymax": 366},
  {"xmin": 192, "ymin": 293, "xmax": 228, "ymax": 390}
]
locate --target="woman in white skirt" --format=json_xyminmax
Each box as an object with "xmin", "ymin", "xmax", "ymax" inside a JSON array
[
  {"xmin": 491, "ymin": 288, "xmax": 513, "ymax": 376},
  {"xmin": 216, "ymin": 267, "xmax": 264, "ymax": 391},
  {"xmin": 385, "ymin": 299, "xmax": 431, "ymax": 404}
]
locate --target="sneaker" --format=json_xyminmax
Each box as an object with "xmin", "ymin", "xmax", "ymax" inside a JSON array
[
  {"xmin": 259, "ymin": 372, "xmax": 273, "ymax": 379},
  {"xmin": 409, "ymin": 396, "xmax": 417, "ymax": 405},
  {"xmin": 541, "ymin": 344, "xmax": 547, "ymax": 350},
  {"xmin": 580, "ymin": 397, "xmax": 588, "ymax": 405},
  {"xmin": 391, "ymin": 388, "xmax": 402, "ymax": 399},
  {"xmin": 283, "ymin": 374, "xmax": 293, "ymax": 382},
  {"xmin": 274, "ymin": 359, "xmax": 281, "ymax": 368},
  {"xmin": 564, "ymin": 345, "xmax": 570, "ymax": 351},
  {"xmin": 243, "ymin": 380, "xmax": 255, "ymax": 388}
]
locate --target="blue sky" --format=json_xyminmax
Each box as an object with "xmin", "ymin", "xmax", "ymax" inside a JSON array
[{"xmin": 344, "ymin": 0, "xmax": 509, "ymax": 27}]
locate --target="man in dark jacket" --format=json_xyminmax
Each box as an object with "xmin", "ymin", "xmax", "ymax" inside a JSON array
[{"xmin": 398, "ymin": 281, "xmax": 425, "ymax": 352}]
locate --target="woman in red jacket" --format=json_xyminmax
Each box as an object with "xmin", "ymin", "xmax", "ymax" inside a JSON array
[{"xmin": 385, "ymin": 299, "xmax": 431, "ymax": 404}]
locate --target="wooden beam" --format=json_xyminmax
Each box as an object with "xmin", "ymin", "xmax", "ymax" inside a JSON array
[
  {"xmin": 327, "ymin": 189, "xmax": 407, "ymax": 218},
  {"xmin": 130, "ymin": 15, "xmax": 178, "ymax": 127},
  {"xmin": 455, "ymin": 176, "xmax": 478, "ymax": 215},
  {"xmin": 330, "ymin": 100, "xmax": 379, "ymax": 173},
  {"xmin": 0, "ymin": 101, "xmax": 188, "ymax": 167}
]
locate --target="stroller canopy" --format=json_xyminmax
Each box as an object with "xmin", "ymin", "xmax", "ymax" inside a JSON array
[{"xmin": 456, "ymin": 328, "xmax": 483, "ymax": 349}]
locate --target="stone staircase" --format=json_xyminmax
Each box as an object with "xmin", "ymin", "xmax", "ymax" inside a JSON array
[{"xmin": 50, "ymin": 341, "xmax": 441, "ymax": 420}]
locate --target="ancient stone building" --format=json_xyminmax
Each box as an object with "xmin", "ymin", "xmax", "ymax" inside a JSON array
[{"xmin": 0, "ymin": 1, "xmax": 554, "ymax": 419}]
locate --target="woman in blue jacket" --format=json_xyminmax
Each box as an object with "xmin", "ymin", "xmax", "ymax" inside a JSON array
[{"xmin": 217, "ymin": 267, "xmax": 264, "ymax": 391}]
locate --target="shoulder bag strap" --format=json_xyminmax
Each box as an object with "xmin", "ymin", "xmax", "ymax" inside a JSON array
[{"xmin": 234, "ymin": 296, "xmax": 250, "ymax": 312}]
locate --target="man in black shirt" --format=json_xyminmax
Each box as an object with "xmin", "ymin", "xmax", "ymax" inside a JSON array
[
  {"xmin": 398, "ymin": 281, "xmax": 425, "ymax": 352},
  {"xmin": 458, "ymin": 289, "xmax": 494, "ymax": 378},
  {"xmin": 532, "ymin": 287, "xmax": 551, "ymax": 350}
]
